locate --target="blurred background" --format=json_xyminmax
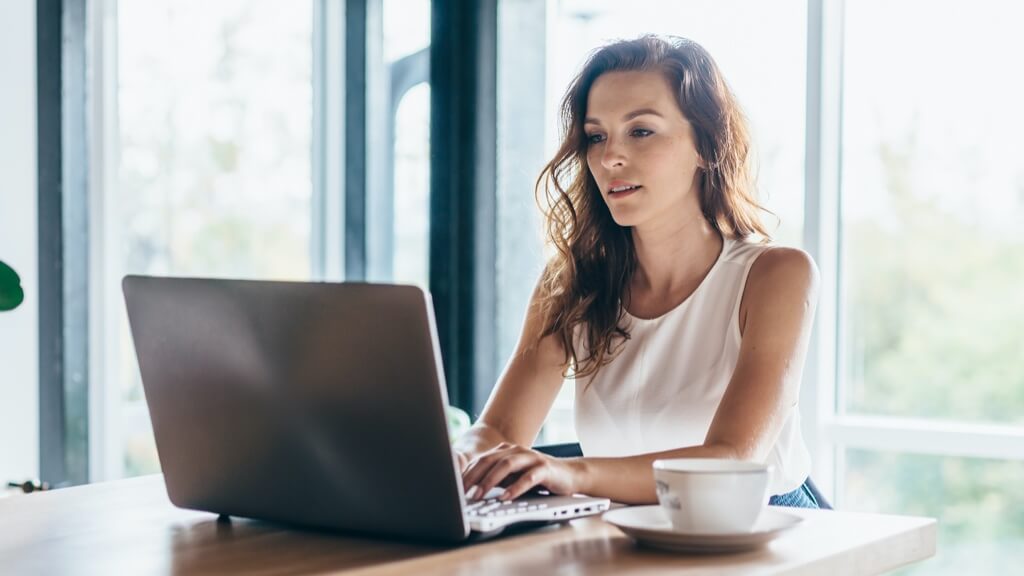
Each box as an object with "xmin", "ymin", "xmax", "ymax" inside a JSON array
[{"xmin": 2, "ymin": 1, "xmax": 1023, "ymax": 573}]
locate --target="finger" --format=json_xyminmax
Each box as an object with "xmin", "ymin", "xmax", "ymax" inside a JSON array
[
  {"xmin": 475, "ymin": 452, "xmax": 538, "ymax": 500},
  {"xmin": 462, "ymin": 453, "xmax": 510, "ymax": 496},
  {"xmin": 462, "ymin": 446, "xmax": 519, "ymax": 489},
  {"xmin": 471, "ymin": 448, "xmax": 532, "ymax": 498},
  {"xmin": 500, "ymin": 466, "xmax": 546, "ymax": 501}
]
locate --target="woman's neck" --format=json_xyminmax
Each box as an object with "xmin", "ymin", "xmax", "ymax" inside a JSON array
[{"xmin": 630, "ymin": 211, "xmax": 723, "ymax": 300}]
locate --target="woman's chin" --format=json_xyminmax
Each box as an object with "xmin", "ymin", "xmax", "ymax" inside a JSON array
[{"xmin": 608, "ymin": 209, "xmax": 644, "ymax": 228}]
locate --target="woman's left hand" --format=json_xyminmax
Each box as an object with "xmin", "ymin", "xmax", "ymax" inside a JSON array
[{"xmin": 461, "ymin": 442, "xmax": 584, "ymax": 501}]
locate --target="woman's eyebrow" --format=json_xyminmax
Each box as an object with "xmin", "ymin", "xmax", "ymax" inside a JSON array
[{"xmin": 584, "ymin": 108, "xmax": 664, "ymax": 126}]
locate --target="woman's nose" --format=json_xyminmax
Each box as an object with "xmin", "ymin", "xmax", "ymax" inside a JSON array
[{"xmin": 600, "ymin": 137, "xmax": 627, "ymax": 170}]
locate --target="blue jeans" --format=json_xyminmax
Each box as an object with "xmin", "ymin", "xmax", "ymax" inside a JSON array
[{"xmin": 768, "ymin": 478, "xmax": 821, "ymax": 509}]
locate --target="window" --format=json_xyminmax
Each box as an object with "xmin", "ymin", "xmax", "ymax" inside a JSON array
[
  {"xmin": 381, "ymin": 0, "xmax": 431, "ymax": 288},
  {"xmin": 837, "ymin": 0, "xmax": 1024, "ymax": 571},
  {"xmin": 96, "ymin": 0, "xmax": 433, "ymax": 480},
  {"xmin": 390, "ymin": 84, "xmax": 431, "ymax": 286},
  {"xmin": 845, "ymin": 449, "xmax": 1024, "ymax": 572},
  {"xmin": 100, "ymin": 0, "xmax": 315, "ymax": 479},
  {"xmin": 840, "ymin": 0, "xmax": 1024, "ymax": 425},
  {"xmin": 497, "ymin": 0, "xmax": 808, "ymax": 443}
]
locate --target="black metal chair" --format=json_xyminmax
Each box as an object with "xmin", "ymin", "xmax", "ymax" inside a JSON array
[{"xmin": 533, "ymin": 442, "xmax": 833, "ymax": 510}]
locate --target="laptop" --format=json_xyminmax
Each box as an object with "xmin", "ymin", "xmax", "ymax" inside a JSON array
[{"xmin": 122, "ymin": 276, "xmax": 610, "ymax": 543}]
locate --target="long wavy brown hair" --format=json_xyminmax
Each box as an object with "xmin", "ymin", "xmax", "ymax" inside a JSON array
[{"xmin": 534, "ymin": 35, "xmax": 771, "ymax": 379}]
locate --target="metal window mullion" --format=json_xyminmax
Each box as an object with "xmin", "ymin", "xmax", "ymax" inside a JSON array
[
  {"xmin": 37, "ymin": 0, "xmax": 65, "ymax": 487},
  {"xmin": 87, "ymin": 0, "xmax": 122, "ymax": 483},
  {"xmin": 430, "ymin": 0, "xmax": 498, "ymax": 416},
  {"xmin": 62, "ymin": 0, "xmax": 91, "ymax": 487},
  {"xmin": 38, "ymin": 0, "xmax": 90, "ymax": 487},
  {"xmin": 364, "ymin": 0, "xmax": 391, "ymax": 282},
  {"xmin": 313, "ymin": 0, "xmax": 347, "ymax": 282},
  {"xmin": 312, "ymin": 0, "xmax": 327, "ymax": 279},
  {"xmin": 471, "ymin": 2, "xmax": 498, "ymax": 418},
  {"xmin": 827, "ymin": 416, "xmax": 1024, "ymax": 462},
  {"xmin": 802, "ymin": 0, "xmax": 845, "ymax": 505},
  {"xmin": 344, "ymin": 0, "xmax": 369, "ymax": 280}
]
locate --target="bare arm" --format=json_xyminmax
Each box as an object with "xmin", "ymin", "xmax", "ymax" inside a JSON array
[
  {"xmin": 572, "ymin": 247, "xmax": 820, "ymax": 503},
  {"xmin": 452, "ymin": 279, "xmax": 569, "ymax": 463}
]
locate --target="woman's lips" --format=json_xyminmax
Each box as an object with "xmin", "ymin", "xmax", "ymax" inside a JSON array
[{"xmin": 608, "ymin": 185, "xmax": 642, "ymax": 199}]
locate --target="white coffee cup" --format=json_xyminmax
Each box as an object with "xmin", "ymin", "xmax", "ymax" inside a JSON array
[{"xmin": 652, "ymin": 458, "xmax": 773, "ymax": 534}]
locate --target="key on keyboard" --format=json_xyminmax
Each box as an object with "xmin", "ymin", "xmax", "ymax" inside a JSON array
[{"xmin": 465, "ymin": 498, "xmax": 548, "ymax": 517}]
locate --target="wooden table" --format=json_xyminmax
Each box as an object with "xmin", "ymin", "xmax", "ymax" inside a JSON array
[{"xmin": 0, "ymin": 475, "xmax": 935, "ymax": 575}]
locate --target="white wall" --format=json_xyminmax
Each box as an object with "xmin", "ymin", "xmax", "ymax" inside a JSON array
[{"xmin": 0, "ymin": 0, "xmax": 39, "ymax": 483}]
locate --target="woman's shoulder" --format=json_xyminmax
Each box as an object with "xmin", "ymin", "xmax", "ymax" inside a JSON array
[{"xmin": 744, "ymin": 244, "xmax": 820, "ymax": 304}]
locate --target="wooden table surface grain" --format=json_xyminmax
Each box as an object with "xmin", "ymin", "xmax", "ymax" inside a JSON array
[{"xmin": 0, "ymin": 475, "xmax": 936, "ymax": 575}]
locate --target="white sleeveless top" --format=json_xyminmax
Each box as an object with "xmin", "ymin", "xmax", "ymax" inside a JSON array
[{"xmin": 573, "ymin": 236, "xmax": 811, "ymax": 495}]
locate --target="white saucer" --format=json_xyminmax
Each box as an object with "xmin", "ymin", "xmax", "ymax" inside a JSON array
[{"xmin": 603, "ymin": 506, "xmax": 803, "ymax": 554}]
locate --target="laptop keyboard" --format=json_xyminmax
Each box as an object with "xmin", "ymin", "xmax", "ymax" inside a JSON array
[{"xmin": 465, "ymin": 498, "xmax": 549, "ymax": 518}]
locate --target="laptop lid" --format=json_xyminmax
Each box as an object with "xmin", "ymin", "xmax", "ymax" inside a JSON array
[{"xmin": 123, "ymin": 275, "xmax": 470, "ymax": 543}]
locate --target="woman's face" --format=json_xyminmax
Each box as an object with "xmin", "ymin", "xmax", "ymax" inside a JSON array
[{"xmin": 584, "ymin": 70, "xmax": 705, "ymax": 229}]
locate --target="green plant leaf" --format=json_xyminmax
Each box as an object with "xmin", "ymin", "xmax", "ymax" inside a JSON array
[{"xmin": 0, "ymin": 260, "xmax": 25, "ymax": 312}]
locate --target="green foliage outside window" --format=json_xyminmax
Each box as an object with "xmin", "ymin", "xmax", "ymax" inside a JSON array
[
  {"xmin": 844, "ymin": 125, "xmax": 1024, "ymax": 574},
  {"xmin": 846, "ymin": 137, "xmax": 1024, "ymax": 423}
]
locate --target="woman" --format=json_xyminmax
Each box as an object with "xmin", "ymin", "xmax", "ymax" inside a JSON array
[{"xmin": 454, "ymin": 35, "xmax": 821, "ymax": 508}]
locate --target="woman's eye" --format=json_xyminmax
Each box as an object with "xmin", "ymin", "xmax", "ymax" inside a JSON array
[
  {"xmin": 631, "ymin": 128, "xmax": 653, "ymax": 138},
  {"xmin": 586, "ymin": 133, "xmax": 606, "ymax": 145}
]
